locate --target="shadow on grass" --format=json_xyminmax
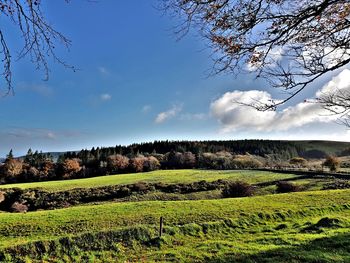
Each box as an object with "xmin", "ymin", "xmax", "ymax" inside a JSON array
[{"xmin": 207, "ymin": 233, "xmax": 350, "ymax": 263}]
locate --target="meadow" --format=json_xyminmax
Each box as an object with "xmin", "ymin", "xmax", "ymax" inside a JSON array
[
  {"xmin": 0, "ymin": 169, "xmax": 349, "ymax": 262},
  {"xmin": 0, "ymin": 169, "xmax": 298, "ymax": 192}
]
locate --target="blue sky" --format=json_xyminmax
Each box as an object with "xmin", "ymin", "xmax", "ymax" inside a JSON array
[{"xmin": 0, "ymin": 1, "xmax": 349, "ymax": 157}]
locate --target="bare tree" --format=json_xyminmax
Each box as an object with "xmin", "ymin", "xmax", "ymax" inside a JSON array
[
  {"xmin": 162, "ymin": 0, "xmax": 350, "ymax": 123},
  {"xmin": 318, "ymin": 86, "xmax": 350, "ymax": 126},
  {"xmin": 0, "ymin": 0, "xmax": 75, "ymax": 94}
]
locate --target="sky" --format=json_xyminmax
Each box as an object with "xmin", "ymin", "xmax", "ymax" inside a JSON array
[{"xmin": 0, "ymin": 0, "xmax": 349, "ymax": 157}]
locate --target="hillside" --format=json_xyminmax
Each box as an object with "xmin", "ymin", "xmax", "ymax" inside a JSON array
[
  {"xmin": 0, "ymin": 169, "xmax": 349, "ymax": 261},
  {"xmin": 0, "ymin": 169, "xmax": 296, "ymax": 192},
  {"xmin": 0, "ymin": 188, "xmax": 349, "ymax": 262},
  {"xmin": 295, "ymin": 140, "xmax": 350, "ymax": 158}
]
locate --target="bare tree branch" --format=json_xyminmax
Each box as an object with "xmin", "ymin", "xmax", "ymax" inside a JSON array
[
  {"xmin": 162, "ymin": 0, "xmax": 350, "ymax": 125},
  {"xmin": 0, "ymin": 0, "xmax": 75, "ymax": 94}
]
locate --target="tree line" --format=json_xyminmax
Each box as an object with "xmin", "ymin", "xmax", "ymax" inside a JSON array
[
  {"xmin": 65, "ymin": 139, "xmax": 302, "ymax": 161},
  {"xmin": 1, "ymin": 140, "xmax": 348, "ymax": 185},
  {"xmin": 0, "ymin": 149, "xmax": 264, "ymax": 185}
]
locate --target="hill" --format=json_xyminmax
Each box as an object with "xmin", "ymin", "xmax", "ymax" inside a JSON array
[
  {"xmin": 0, "ymin": 169, "xmax": 349, "ymax": 262},
  {"xmin": 295, "ymin": 140, "xmax": 350, "ymax": 158},
  {"xmin": 0, "ymin": 187, "xmax": 349, "ymax": 262}
]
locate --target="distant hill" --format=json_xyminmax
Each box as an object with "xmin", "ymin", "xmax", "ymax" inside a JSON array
[
  {"xmin": 14, "ymin": 151, "xmax": 74, "ymax": 162},
  {"xmin": 294, "ymin": 140, "xmax": 350, "ymax": 158}
]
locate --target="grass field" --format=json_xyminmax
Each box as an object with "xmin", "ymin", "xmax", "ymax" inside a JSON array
[
  {"xmin": 0, "ymin": 189, "xmax": 349, "ymax": 262},
  {"xmin": 0, "ymin": 169, "xmax": 349, "ymax": 262},
  {"xmin": 0, "ymin": 169, "xmax": 299, "ymax": 192}
]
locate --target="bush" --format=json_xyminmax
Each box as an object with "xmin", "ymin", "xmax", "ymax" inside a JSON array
[
  {"xmin": 323, "ymin": 156, "xmax": 340, "ymax": 172},
  {"xmin": 289, "ymin": 157, "xmax": 307, "ymax": 167},
  {"xmin": 222, "ymin": 181, "xmax": 254, "ymax": 198},
  {"xmin": 276, "ymin": 181, "xmax": 300, "ymax": 193},
  {"xmin": 11, "ymin": 202, "xmax": 28, "ymax": 213},
  {"xmin": 231, "ymin": 155, "xmax": 263, "ymax": 169},
  {"xmin": 143, "ymin": 156, "xmax": 160, "ymax": 171}
]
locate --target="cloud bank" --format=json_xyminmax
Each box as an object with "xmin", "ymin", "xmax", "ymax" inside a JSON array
[{"xmin": 211, "ymin": 69, "xmax": 350, "ymax": 132}]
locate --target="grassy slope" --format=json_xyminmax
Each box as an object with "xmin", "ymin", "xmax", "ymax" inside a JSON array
[
  {"xmin": 0, "ymin": 169, "xmax": 349, "ymax": 262},
  {"xmin": 0, "ymin": 170, "xmax": 298, "ymax": 192},
  {"xmin": 0, "ymin": 189, "xmax": 349, "ymax": 249}
]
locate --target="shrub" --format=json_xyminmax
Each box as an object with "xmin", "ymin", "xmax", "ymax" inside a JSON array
[
  {"xmin": 289, "ymin": 157, "xmax": 307, "ymax": 167},
  {"xmin": 11, "ymin": 202, "xmax": 28, "ymax": 213},
  {"xmin": 231, "ymin": 155, "xmax": 263, "ymax": 169},
  {"xmin": 143, "ymin": 156, "xmax": 160, "ymax": 171},
  {"xmin": 276, "ymin": 181, "xmax": 300, "ymax": 193},
  {"xmin": 222, "ymin": 181, "xmax": 254, "ymax": 198},
  {"xmin": 323, "ymin": 156, "xmax": 340, "ymax": 172},
  {"xmin": 198, "ymin": 153, "xmax": 217, "ymax": 169}
]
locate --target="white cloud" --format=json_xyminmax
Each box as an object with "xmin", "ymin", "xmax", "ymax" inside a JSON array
[
  {"xmin": 211, "ymin": 90, "xmax": 277, "ymax": 132},
  {"xmin": 155, "ymin": 105, "xmax": 182, "ymax": 124},
  {"xmin": 210, "ymin": 70, "xmax": 350, "ymax": 132},
  {"xmin": 100, "ymin": 93, "xmax": 112, "ymax": 101},
  {"xmin": 142, "ymin": 105, "xmax": 152, "ymax": 113},
  {"xmin": 316, "ymin": 69, "xmax": 350, "ymax": 96},
  {"xmin": 303, "ymin": 47, "xmax": 350, "ymax": 69}
]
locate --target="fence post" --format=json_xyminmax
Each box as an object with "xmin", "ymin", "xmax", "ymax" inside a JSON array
[{"xmin": 159, "ymin": 216, "xmax": 164, "ymax": 237}]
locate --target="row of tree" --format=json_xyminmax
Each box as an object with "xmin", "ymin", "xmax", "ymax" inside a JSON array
[
  {"xmin": 63, "ymin": 140, "xmax": 303, "ymax": 165},
  {"xmin": 0, "ymin": 150, "xmax": 266, "ymax": 184}
]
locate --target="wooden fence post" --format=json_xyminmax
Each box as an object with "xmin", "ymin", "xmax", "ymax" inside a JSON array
[{"xmin": 159, "ymin": 216, "xmax": 164, "ymax": 237}]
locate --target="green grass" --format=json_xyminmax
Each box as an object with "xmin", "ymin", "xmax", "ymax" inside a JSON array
[
  {"xmin": 0, "ymin": 189, "xmax": 349, "ymax": 250},
  {"xmin": 1, "ymin": 170, "xmax": 349, "ymax": 262},
  {"xmin": 0, "ymin": 169, "xmax": 298, "ymax": 192}
]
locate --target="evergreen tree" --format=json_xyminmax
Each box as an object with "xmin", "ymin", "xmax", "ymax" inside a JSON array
[
  {"xmin": 6, "ymin": 149, "xmax": 14, "ymax": 160},
  {"xmin": 24, "ymin": 148, "xmax": 34, "ymax": 165}
]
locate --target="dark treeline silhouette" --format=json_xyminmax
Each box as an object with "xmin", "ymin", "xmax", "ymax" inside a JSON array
[{"xmin": 65, "ymin": 140, "xmax": 302, "ymax": 161}]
